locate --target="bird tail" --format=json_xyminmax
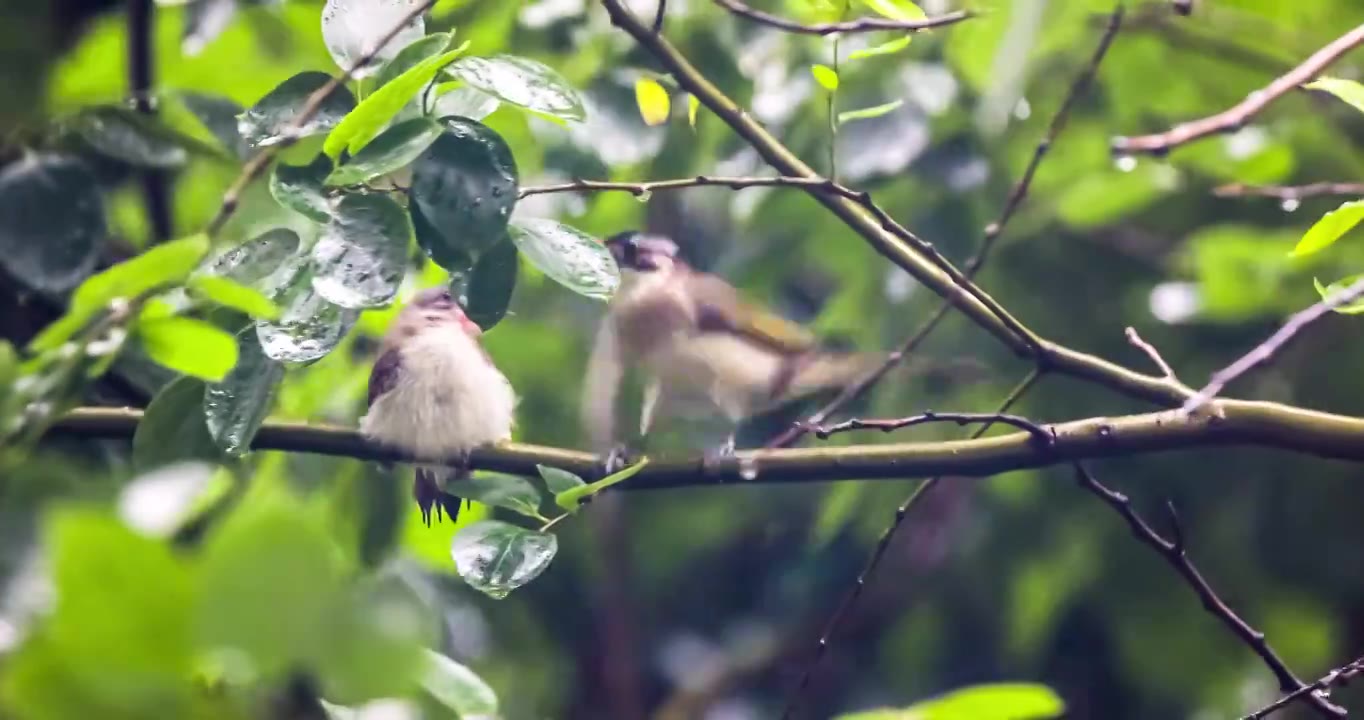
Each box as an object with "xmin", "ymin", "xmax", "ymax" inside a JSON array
[
  {"xmin": 415, "ymin": 466, "xmax": 470, "ymax": 528},
  {"xmin": 778, "ymin": 351, "xmax": 888, "ymax": 403}
]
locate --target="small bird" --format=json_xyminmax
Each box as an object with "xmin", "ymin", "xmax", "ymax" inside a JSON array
[
  {"xmin": 361, "ymin": 286, "xmax": 517, "ymax": 526},
  {"xmin": 583, "ymin": 230, "xmax": 883, "ymax": 465}
]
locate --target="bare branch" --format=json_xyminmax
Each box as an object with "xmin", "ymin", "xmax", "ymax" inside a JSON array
[
  {"xmin": 812, "ymin": 410, "xmax": 1054, "ymax": 447},
  {"xmin": 712, "ymin": 0, "xmax": 971, "ymax": 36},
  {"xmin": 1214, "ymin": 182, "xmax": 1364, "ymax": 201},
  {"xmin": 204, "ymin": 0, "xmax": 438, "ymax": 236},
  {"xmin": 1112, "ymin": 23, "xmax": 1364, "ymax": 156},
  {"xmin": 1243, "ymin": 656, "xmax": 1364, "ymax": 719},
  {"xmin": 1075, "ymin": 465, "xmax": 1346, "ymax": 718},
  {"xmin": 519, "ymin": 175, "xmax": 856, "ymax": 199},
  {"xmin": 127, "ymin": 0, "xmax": 173, "ymax": 243},
  {"xmin": 1126, "ymin": 326, "xmax": 1181, "ymax": 384},
  {"xmin": 1182, "ymin": 277, "xmax": 1364, "ymax": 414}
]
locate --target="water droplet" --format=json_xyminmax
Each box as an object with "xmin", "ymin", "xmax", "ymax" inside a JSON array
[
  {"xmin": 1280, "ymin": 198, "xmax": 1301, "ymax": 213},
  {"xmin": 738, "ymin": 458, "xmax": 758, "ymax": 481},
  {"xmin": 1114, "ymin": 155, "xmax": 1137, "ymax": 173},
  {"xmin": 635, "ymin": 189, "xmax": 653, "ymax": 203}
]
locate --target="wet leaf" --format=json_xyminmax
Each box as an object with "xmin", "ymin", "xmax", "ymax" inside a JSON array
[
  {"xmin": 325, "ymin": 117, "xmax": 443, "ymax": 186},
  {"xmin": 445, "ymin": 55, "xmax": 586, "ymax": 122},
  {"xmin": 256, "ymin": 265, "xmax": 361, "ymax": 363},
  {"xmin": 137, "ymin": 316, "xmax": 240, "ymax": 382},
  {"xmin": 412, "ymin": 198, "xmax": 473, "ymax": 271},
  {"xmin": 204, "ymin": 327, "xmax": 284, "ymax": 454},
  {"xmin": 133, "ymin": 376, "xmax": 222, "ymax": 471},
  {"xmin": 188, "ymin": 275, "xmax": 281, "ymax": 319},
  {"xmin": 508, "ymin": 218, "xmax": 618, "ymax": 301},
  {"xmin": 270, "ymin": 153, "xmax": 335, "ymax": 223},
  {"xmin": 462, "ymin": 237, "xmax": 517, "ymax": 330},
  {"xmin": 0, "ymin": 153, "xmax": 103, "ymax": 293},
  {"xmin": 238, "ymin": 71, "xmax": 356, "ymax": 150},
  {"xmin": 197, "ymin": 228, "xmax": 304, "ymax": 297},
  {"xmin": 537, "ymin": 465, "xmax": 585, "ymax": 494},
  {"xmin": 323, "ymin": 44, "xmax": 470, "ymax": 159},
  {"xmin": 411, "ymin": 118, "xmax": 519, "ymax": 263},
  {"xmin": 178, "ymin": 91, "xmax": 251, "ymax": 159},
  {"xmin": 812, "ymin": 64, "xmax": 839, "ymax": 91},
  {"xmin": 448, "ymin": 474, "xmax": 544, "ymax": 519},
  {"xmin": 419, "ymin": 650, "xmax": 498, "ymax": 717},
  {"xmin": 635, "ymin": 78, "xmax": 671, "ymax": 126},
  {"xmin": 429, "ymin": 84, "xmax": 500, "ymax": 121},
  {"xmin": 312, "ymin": 192, "xmax": 412, "ymax": 309},
  {"xmin": 71, "ymin": 106, "xmax": 192, "ymax": 168},
  {"xmin": 450, "ymin": 520, "xmax": 557, "ymax": 599},
  {"xmin": 321, "ymin": 0, "xmax": 427, "ymax": 79},
  {"xmin": 1290, "ymin": 199, "xmax": 1364, "ymax": 257}
]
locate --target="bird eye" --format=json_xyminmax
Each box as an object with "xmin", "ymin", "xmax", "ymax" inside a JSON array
[{"xmin": 439, "ymin": 290, "xmax": 453, "ymax": 303}]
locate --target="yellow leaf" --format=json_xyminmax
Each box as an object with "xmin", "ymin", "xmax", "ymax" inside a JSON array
[
  {"xmin": 811, "ymin": 64, "xmax": 839, "ymax": 91},
  {"xmin": 688, "ymin": 95, "xmax": 700, "ymax": 128},
  {"xmin": 635, "ymin": 78, "xmax": 671, "ymax": 126}
]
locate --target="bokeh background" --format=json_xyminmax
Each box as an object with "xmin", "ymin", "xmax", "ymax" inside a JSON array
[{"xmin": 5, "ymin": 0, "xmax": 1364, "ymax": 718}]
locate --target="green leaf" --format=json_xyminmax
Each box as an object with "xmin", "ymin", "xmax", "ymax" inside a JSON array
[
  {"xmin": 270, "ymin": 153, "xmax": 335, "ymax": 224},
  {"xmin": 857, "ymin": 0, "xmax": 925, "ymax": 21},
  {"xmin": 239, "ymin": 71, "xmax": 356, "ymax": 150},
  {"xmin": 451, "ymin": 520, "xmax": 557, "ymax": 598},
  {"xmin": 316, "ymin": 576, "xmax": 431, "ymax": 703},
  {"xmin": 1304, "ymin": 76, "xmax": 1364, "ymax": 115},
  {"xmin": 204, "ymin": 327, "xmax": 284, "ymax": 454},
  {"xmin": 812, "ymin": 64, "xmax": 839, "ymax": 91},
  {"xmin": 837, "ymin": 683, "xmax": 1064, "ymax": 720},
  {"xmin": 1290, "ymin": 199, "xmax": 1364, "ymax": 257},
  {"xmin": 374, "ymin": 32, "xmax": 454, "ymax": 90},
  {"xmin": 838, "ymin": 99, "xmax": 905, "ymax": 124},
  {"xmin": 507, "ymin": 218, "xmax": 619, "ymax": 301},
  {"xmin": 554, "ymin": 459, "xmax": 648, "ymax": 511},
  {"xmin": 312, "ymin": 192, "xmax": 412, "ymax": 309},
  {"xmin": 200, "ymin": 228, "xmax": 301, "ymax": 284},
  {"xmin": 323, "ymin": 43, "xmax": 471, "ymax": 160},
  {"xmin": 411, "ymin": 118, "xmax": 519, "ymax": 263},
  {"xmin": 256, "ymin": 265, "xmax": 361, "ymax": 363},
  {"xmin": 178, "ymin": 91, "xmax": 251, "ymax": 160},
  {"xmin": 321, "ymin": 0, "xmax": 427, "ymax": 79},
  {"xmin": 537, "ymin": 464, "xmax": 585, "ymax": 495},
  {"xmin": 30, "ymin": 233, "xmax": 209, "ymax": 353},
  {"xmin": 133, "ymin": 375, "xmax": 222, "ymax": 471},
  {"xmin": 430, "ymin": 84, "xmax": 501, "ymax": 121},
  {"xmin": 635, "ymin": 78, "xmax": 671, "ymax": 126},
  {"xmin": 848, "ymin": 35, "xmax": 914, "ymax": 61},
  {"xmin": 188, "ymin": 275, "xmax": 281, "ymax": 319},
  {"xmin": 461, "ymin": 236, "xmax": 518, "ymax": 330},
  {"xmin": 444, "ymin": 54, "xmax": 586, "ymax": 122},
  {"xmin": 325, "ymin": 117, "xmax": 443, "ymax": 186},
  {"xmin": 136, "ymin": 316, "xmax": 240, "ymax": 382},
  {"xmin": 448, "ymin": 474, "xmax": 545, "ymax": 518},
  {"xmin": 419, "ymin": 650, "xmax": 499, "ymax": 717},
  {"xmin": 0, "ymin": 153, "xmax": 103, "ymax": 293},
  {"xmin": 70, "ymin": 106, "xmax": 192, "ymax": 168},
  {"xmin": 1313, "ymin": 275, "xmax": 1364, "ymax": 315}
]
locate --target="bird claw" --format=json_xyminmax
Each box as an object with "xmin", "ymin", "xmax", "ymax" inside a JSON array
[
  {"xmin": 700, "ymin": 438, "xmax": 736, "ymax": 474},
  {"xmin": 600, "ymin": 444, "xmax": 637, "ymax": 478}
]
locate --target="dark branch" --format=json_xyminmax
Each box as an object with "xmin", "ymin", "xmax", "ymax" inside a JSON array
[
  {"xmin": 1075, "ymin": 465, "xmax": 1346, "ymax": 718},
  {"xmin": 712, "ymin": 0, "xmax": 971, "ymax": 36},
  {"xmin": 1112, "ymin": 23, "xmax": 1364, "ymax": 156},
  {"xmin": 813, "ymin": 410, "xmax": 1055, "ymax": 447},
  {"xmin": 127, "ymin": 0, "xmax": 172, "ymax": 243},
  {"xmin": 1243, "ymin": 656, "xmax": 1364, "ymax": 719},
  {"xmin": 1214, "ymin": 182, "xmax": 1364, "ymax": 201},
  {"xmin": 1182, "ymin": 277, "xmax": 1364, "ymax": 413}
]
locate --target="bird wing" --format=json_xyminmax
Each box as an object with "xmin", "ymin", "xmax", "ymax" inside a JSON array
[
  {"xmin": 685, "ymin": 271, "xmax": 817, "ymax": 355},
  {"xmin": 367, "ymin": 348, "xmax": 403, "ymax": 408}
]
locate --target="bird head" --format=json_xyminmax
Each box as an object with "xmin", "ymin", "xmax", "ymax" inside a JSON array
[
  {"xmin": 403, "ymin": 286, "xmax": 481, "ymax": 336},
  {"xmin": 604, "ymin": 230, "xmax": 680, "ymax": 273}
]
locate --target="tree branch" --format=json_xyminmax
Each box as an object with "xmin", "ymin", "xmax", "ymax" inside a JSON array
[
  {"xmin": 812, "ymin": 410, "xmax": 1054, "ymax": 446},
  {"xmin": 712, "ymin": 0, "xmax": 971, "ymax": 36},
  {"xmin": 1243, "ymin": 655, "xmax": 1364, "ymax": 719},
  {"xmin": 1182, "ymin": 277, "xmax": 1364, "ymax": 414},
  {"xmin": 1075, "ymin": 464, "xmax": 1347, "ymax": 718},
  {"xmin": 127, "ymin": 0, "xmax": 173, "ymax": 243},
  {"xmin": 1214, "ymin": 182, "xmax": 1364, "ymax": 201},
  {"xmin": 204, "ymin": 0, "xmax": 437, "ymax": 236},
  {"xmin": 1126, "ymin": 326, "xmax": 1182, "ymax": 384},
  {"xmin": 518, "ymin": 175, "xmax": 861, "ymax": 199},
  {"xmin": 1112, "ymin": 22, "xmax": 1364, "ymax": 156}
]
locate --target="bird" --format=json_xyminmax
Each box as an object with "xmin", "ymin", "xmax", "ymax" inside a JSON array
[
  {"xmin": 582, "ymin": 230, "xmax": 884, "ymax": 468},
  {"xmin": 361, "ymin": 285, "xmax": 517, "ymax": 526}
]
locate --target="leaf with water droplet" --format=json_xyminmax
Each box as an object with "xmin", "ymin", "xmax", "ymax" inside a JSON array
[
  {"xmin": 0, "ymin": 153, "xmax": 103, "ymax": 294},
  {"xmin": 411, "ymin": 118, "xmax": 519, "ymax": 264},
  {"xmin": 325, "ymin": 117, "xmax": 443, "ymax": 186},
  {"xmin": 321, "ymin": 0, "xmax": 427, "ymax": 80},
  {"xmin": 70, "ymin": 105, "xmax": 214, "ymax": 168},
  {"xmin": 133, "ymin": 375, "xmax": 222, "ymax": 471},
  {"xmin": 444, "ymin": 54, "xmax": 586, "ymax": 122},
  {"xmin": 447, "ymin": 474, "xmax": 544, "ymax": 519},
  {"xmin": 419, "ymin": 649, "xmax": 498, "ymax": 718},
  {"xmin": 450, "ymin": 520, "xmax": 557, "ymax": 599},
  {"xmin": 508, "ymin": 218, "xmax": 619, "ymax": 301},
  {"xmin": 204, "ymin": 327, "xmax": 284, "ymax": 455},
  {"xmin": 197, "ymin": 228, "xmax": 305, "ymax": 300},
  {"xmin": 238, "ymin": 71, "xmax": 356, "ymax": 150},
  {"xmin": 429, "ymin": 84, "xmax": 500, "ymax": 121},
  {"xmin": 463, "ymin": 237, "xmax": 517, "ymax": 330},
  {"xmin": 256, "ymin": 263, "xmax": 361, "ymax": 363},
  {"xmin": 312, "ymin": 192, "xmax": 411, "ymax": 309},
  {"xmin": 270, "ymin": 153, "xmax": 334, "ymax": 224}
]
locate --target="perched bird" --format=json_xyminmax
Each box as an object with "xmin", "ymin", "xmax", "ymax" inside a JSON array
[
  {"xmin": 361, "ymin": 286, "xmax": 517, "ymax": 525},
  {"xmin": 583, "ymin": 230, "xmax": 883, "ymax": 464}
]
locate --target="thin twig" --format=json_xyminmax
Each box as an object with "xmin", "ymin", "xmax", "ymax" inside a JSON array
[
  {"xmin": 652, "ymin": 0, "xmax": 666, "ymax": 32},
  {"xmin": 1075, "ymin": 464, "xmax": 1346, "ymax": 718},
  {"xmin": 203, "ymin": 0, "xmax": 436, "ymax": 236},
  {"xmin": 813, "ymin": 410, "xmax": 1054, "ymax": 447},
  {"xmin": 1243, "ymin": 656, "xmax": 1364, "ymax": 719},
  {"xmin": 712, "ymin": 0, "xmax": 970, "ymax": 35},
  {"xmin": 1214, "ymin": 182, "xmax": 1364, "ymax": 201},
  {"xmin": 1125, "ymin": 326, "xmax": 1180, "ymax": 383},
  {"xmin": 518, "ymin": 175, "xmax": 855, "ymax": 198},
  {"xmin": 1182, "ymin": 277, "xmax": 1364, "ymax": 414},
  {"xmin": 1112, "ymin": 22, "xmax": 1364, "ymax": 156},
  {"xmin": 776, "ymin": 370, "xmax": 1043, "ymax": 720}
]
